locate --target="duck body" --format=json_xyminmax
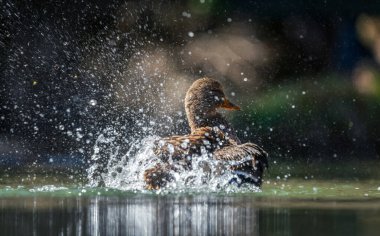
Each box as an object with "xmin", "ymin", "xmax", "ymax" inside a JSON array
[
  {"xmin": 144, "ymin": 78, "xmax": 268, "ymax": 190},
  {"xmin": 153, "ymin": 126, "xmax": 228, "ymax": 163}
]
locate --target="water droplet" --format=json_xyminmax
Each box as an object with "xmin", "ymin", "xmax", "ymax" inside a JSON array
[
  {"xmin": 89, "ymin": 99, "xmax": 97, "ymax": 106},
  {"xmin": 180, "ymin": 142, "xmax": 188, "ymax": 149},
  {"xmin": 167, "ymin": 144, "xmax": 174, "ymax": 154}
]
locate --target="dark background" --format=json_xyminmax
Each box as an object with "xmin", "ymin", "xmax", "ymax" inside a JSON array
[{"xmin": 1, "ymin": 0, "xmax": 380, "ymax": 169}]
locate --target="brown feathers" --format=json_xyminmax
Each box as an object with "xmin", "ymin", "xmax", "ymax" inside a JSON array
[
  {"xmin": 213, "ymin": 143, "xmax": 268, "ymax": 166},
  {"xmin": 143, "ymin": 78, "xmax": 268, "ymax": 190},
  {"xmin": 144, "ymin": 127, "xmax": 228, "ymax": 190},
  {"xmin": 153, "ymin": 127, "xmax": 227, "ymax": 162},
  {"xmin": 144, "ymin": 163, "xmax": 174, "ymax": 190},
  {"xmin": 213, "ymin": 143, "xmax": 269, "ymax": 186}
]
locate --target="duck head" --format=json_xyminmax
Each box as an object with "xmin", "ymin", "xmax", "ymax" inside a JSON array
[{"xmin": 185, "ymin": 78, "xmax": 240, "ymax": 132}]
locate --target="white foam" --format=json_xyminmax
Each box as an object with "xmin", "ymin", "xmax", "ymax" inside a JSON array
[{"xmin": 87, "ymin": 132, "xmax": 261, "ymax": 193}]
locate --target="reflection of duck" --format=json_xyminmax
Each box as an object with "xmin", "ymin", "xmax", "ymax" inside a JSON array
[{"xmin": 144, "ymin": 78, "xmax": 268, "ymax": 189}]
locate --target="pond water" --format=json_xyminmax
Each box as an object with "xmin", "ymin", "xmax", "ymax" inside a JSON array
[{"xmin": 1, "ymin": 175, "xmax": 380, "ymax": 236}]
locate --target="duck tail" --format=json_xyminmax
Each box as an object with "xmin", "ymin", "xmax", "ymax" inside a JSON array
[
  {"xmin": 241, "ymin": 143, "xmax": 269, "ymax": 171},
  {"xmin": 213, "ymin": 142, "xmax": 268, "ymax": 187}
]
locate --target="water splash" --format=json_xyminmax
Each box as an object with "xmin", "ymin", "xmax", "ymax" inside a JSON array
[{"xmin": 87, "ymin": 129, "xmax": 261, "ymax": 193}]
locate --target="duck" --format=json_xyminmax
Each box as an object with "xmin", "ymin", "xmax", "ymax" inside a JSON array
[{"xmin": 144, "ymin": 78, "xmax": 268, "ymax": 190}]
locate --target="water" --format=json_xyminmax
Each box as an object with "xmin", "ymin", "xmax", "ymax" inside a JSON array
[
  {"xmin": 1, "ymin": 131, "xmax": 380, "ymax": 235},
  {"xmin": 1, "ymin": 175, "xmax": 380, "ymax": 235},
  {"xmin": 0, "ymin": 194, "xmax": 379, "ymax": 236},
  {"xmin": 87, "ymin": 134, "xmax": 261, "ymax": 192}
]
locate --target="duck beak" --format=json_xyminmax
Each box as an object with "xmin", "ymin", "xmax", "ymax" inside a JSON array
[{"xmin": 221, "ymin": 98, "xmax": 241, "ymax": 111}]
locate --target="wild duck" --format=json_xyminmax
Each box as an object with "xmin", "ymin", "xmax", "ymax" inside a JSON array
[{"xmin": 144, "ymin": 78, "xmax": 268, "ymax": 189}]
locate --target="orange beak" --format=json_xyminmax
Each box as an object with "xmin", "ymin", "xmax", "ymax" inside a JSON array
[{"xmin": 220, "ymin": 98, "xmax": 241, "ymax": 111}]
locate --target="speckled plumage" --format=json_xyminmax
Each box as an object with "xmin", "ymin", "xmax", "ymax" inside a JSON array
[
  {"xmin": 185, "ymin": 78, "xmax": 241, "ymax": 144},
  {"xmin": 144, "ymin": 78, "xmax": 268, "ymax": 190}
]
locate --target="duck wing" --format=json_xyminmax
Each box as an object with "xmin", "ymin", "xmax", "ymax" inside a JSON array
[
  {"xmin": 145, "ymin": 127, "xmax": 228, "ymax": 189},
  {"xmin": 213, "ymin": 143, "xmax": 268, "ymax": 186},
  {"xmin": 153, "ymin": 127, "xmax": 228, "ymax": 163},
  {"xmin": 144, "ymin": 163, "xmax": 174, "ymax": 190}
]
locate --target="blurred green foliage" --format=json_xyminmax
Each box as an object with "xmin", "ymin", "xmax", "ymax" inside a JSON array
[{"xmin": 233, "ymin": 75, "xmax": 380, "ymax": 159}]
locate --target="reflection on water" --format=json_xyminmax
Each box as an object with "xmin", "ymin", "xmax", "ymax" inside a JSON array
[{"xmin": 1, "ymin": 195, "xmax": 380, "ymax": 236}]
